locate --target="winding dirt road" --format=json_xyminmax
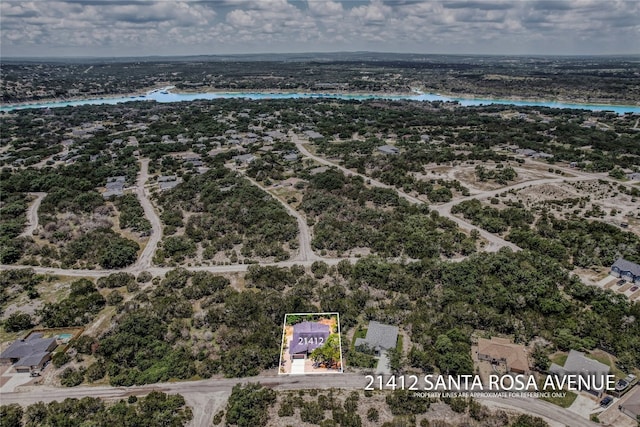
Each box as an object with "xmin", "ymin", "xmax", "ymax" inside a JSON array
[
  {"xmin": 19, "ymin": 192, "xmax": 46, "ymax": 237},
  {"xmin": 291, "ymin": 134, "xmax": 519, "ymax": 252},
  {"xmin": 242, "ymin": 173, "xmax": 319, "ymax": 262},
  {"xmin": 131, "ymin": 158, "xmax": 163, "ymax": 271}
]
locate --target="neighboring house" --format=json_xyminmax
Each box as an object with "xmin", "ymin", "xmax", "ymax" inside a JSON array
[
  {"xmin": 304, "ymin": 130, "xmax": 324, "ymax": 140},
  {"xmin": 549, "ymin": 350, "xmax": 610, "ymax": 397},
  {"xmin": 289, "ymin": 322, "xmax": 331, "ymax": 360},
  {"xmin": 232, "ymin": 154, "xmax": 256, "ymax": 164},
  {"xmin": 103, "ymin": 176, "xmax": 126, "ymax": 199},
  {"xmin": 377, "ymin": 145, "xmax": 400, "ymax": 155},
  {"xmin": 0, "ymin": 333, "xmax": 58, "ymax": 373},
  {"xmin": 182, "ymin": 155, "xmax": 203, "ymax": 167},
  {"xmin": 283, "ymin": 152, "xmax": 298, "ymax": 162},
  {"xmin": 354, "ymin": 321, "xmax": 398, "ymax": 356},
  {"xmin": 157, "ymin": 175, "xmax": 182, "ymax": 191},
  {"xmin": 477, "ymin": 337, "xmax": 530, "ymax": 374},
  {"xmin": 620, "ymin": 385, "xmax": 640, "ymax": 421},
  {"xmin": 611, "ymin": 258, "xmax": 640, "ymax": 285}
]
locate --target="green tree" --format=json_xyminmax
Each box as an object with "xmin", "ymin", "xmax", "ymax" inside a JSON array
[
  {"xmin": 0, "ymin": 404, "xmax": 23, "ymax": 427},
  {"xmin": 4, "ymin": 311, "xmax": 33, "ymax": 332},
  {"xmin": 225, "ymin": 383, "xmax": 276, "ymax": 427},
  {"xmin": 311, "ymin": 334, "xmax": 342, "ymax": 367}
]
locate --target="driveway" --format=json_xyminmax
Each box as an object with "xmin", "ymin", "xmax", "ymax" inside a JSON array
[
  {"xmin": 375, "ymin": 353, "xmax": 391, "ymax": 375},
  {"xmin": 0, "ymin": 371, "xmax": 34, "ymax": 393}
]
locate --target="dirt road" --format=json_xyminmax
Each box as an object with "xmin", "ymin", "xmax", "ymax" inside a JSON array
[
  {"xmin": 19, "ymin": 192, "xmax": 47, "ymax": 237},
  {"xmin": 242, "ymin": 174, "xmax": 319, "ymax": 262},
  {"xmin": 291, "ymin": 134, "xmax": 518, "ymax": 252},
  {"xmin": 0, "ymin": 257, "xmax": 360, "ymax": 279},
  {"xmin": 131, "ymin": 158, "xmax": 163, "ymax": 271}
]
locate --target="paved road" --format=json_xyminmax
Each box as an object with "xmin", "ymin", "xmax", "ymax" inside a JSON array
[
  {"xmin": 131, "ymin": 158, "xmax": 163, "ymax": 272},
  {"xmin": 291, "ymin": 134, "xmax": 519, "ymax": 253},
  {"xmin": 480, "ymin": 396, "xmax": 597, "ymax": 427},
  {"xmin": 1, "ymin": 374, "xmax": 597, "ymax": 427},
  {"xmin": 19, "ymin": 192, "xmax": 47, "ymax": 237},
  {"xmin": 242, "ymin": 173, "xmax": 319, "ymax": 262}
]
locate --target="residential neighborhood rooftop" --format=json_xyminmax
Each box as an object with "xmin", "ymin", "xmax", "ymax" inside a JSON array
[{"xmin": 354, "ymin": 321, "xmax": 398, "ymax": 352}]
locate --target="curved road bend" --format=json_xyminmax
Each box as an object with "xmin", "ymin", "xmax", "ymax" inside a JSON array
[
  {"xmin": 19, "ymin": 192, "xmax": 47, "ymax": 237},
  {"xmin": 241, "ymin": 173, "xmax": 319, "ymax": 262},
  {"xmin": 291, "ymin": 134, "xmax": 519, "ymax": 253},
  {"xmin": 131, "ymin": 158, "xmax": 163, "ymax": 272},
  {"xmin": 1, "ymin": 374, "xmax": 596, "ymax": 427}
]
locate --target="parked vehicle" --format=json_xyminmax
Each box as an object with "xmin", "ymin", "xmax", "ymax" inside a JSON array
[{"xmin": 600, "ymin": 396, "xmax": 613, "ymax": 408}]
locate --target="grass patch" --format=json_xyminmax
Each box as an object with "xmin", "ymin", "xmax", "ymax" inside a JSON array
[
  {"xmin": 539, "ymin": 390, "xmax": 578, "ymax": 408},
  {"xmin": 396, "ymin": 333, "xmax": 404, "ymax": 354},
  {"xmin": 352, "ymin": 327, "xmax": 367, "ymax": 349},
  {"xmin": 550, "ymin": 353, "xmax": 567, "ymax": 367},
  {"xmin": 0, "ymin": 329, "xmax": 21, "ymax": 344}
]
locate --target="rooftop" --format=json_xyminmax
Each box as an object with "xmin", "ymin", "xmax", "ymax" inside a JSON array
[
  {"xmin": 477, "ymin": 337, "xmax": 529, "ymax": 373},
  {"xmin": 289, "ymin": 322, "xmax": 331, "ymax": 355},
  {"xmin": 355, "ymin": 321, "xmax": 398, "ymax": 352},
  {"xmin": 612, "ymin": 258, "xmax": 640, "ymax": 277},
  {"xmin": 378, "ymin": 145, "xmax": 400, "ymax": 155},
  {"xmin": 0, "ymin": 333, "xmax": 57, "ymax": 366},
  {"xmin": 549, "ymin": 349, "xmax": 610, "ymax": 377}
]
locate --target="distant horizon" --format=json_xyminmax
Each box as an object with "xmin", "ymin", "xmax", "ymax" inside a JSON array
[
  {"xmin": 2, "ymin": 51, "xmax": 640, "ymax": 61},
  {"xmin": 2, "ymin": 1, "xmax": 638, "ymax": 57}
]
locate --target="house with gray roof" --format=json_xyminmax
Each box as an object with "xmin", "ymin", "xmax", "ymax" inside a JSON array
[
  {"xmin": 283, "ymin": 152, "xmax": 298, "ymax": 162},
  {"xmin": 157, "ymin": 175, "xmax": 182, "ymax": 191},
  {"xmin": 304, "ymin": 130, "xmax": 324, "ymax": 140},
  {"xmin": 355, "ymin": 321, "xmax": 398, "ymax": 356},
  {"xmin": 549, "ymin": 349, "xmax": 610, "ymax": 397},
  {"xmin": 103, "ymin": 176, "xmax": 126, "ymax": 199},
  {"xmin": 0, "ymin": 333, "xmax": 58, "ymax": 373},
  {"xmin": 377, "ymin": 145, "xmax": 400, "ymax": 155},
  {"xmin": 232, "ymin": 154, "xmax": 256, "ymax": 164},
  {"xmin": 611, "ymin": 258, "xmax": 640, "ymax": 285}
]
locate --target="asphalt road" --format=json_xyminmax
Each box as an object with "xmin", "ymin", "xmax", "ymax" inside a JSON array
[{"xmin": 1, "ymin": 374, "xmax": 598, "ymax": 427}]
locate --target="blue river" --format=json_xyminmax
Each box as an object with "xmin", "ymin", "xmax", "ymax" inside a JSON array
[{"xmin": 1, "ymin": 88, "xmax": 639, "ymax": 114}]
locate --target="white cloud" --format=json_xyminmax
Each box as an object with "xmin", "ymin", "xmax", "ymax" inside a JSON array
[
  {"xmin": 307, "ymin": 0, "xmax": 343, "ymax": 16},
  {"xmin": 0, "ymin": 0, "xmax": 638, "ymax": 56}
]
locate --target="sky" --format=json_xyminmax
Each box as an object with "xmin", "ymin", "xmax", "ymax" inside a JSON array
[{"xmin": 1, "ymin": 0, "xmax": 639, "ymax": 57}]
